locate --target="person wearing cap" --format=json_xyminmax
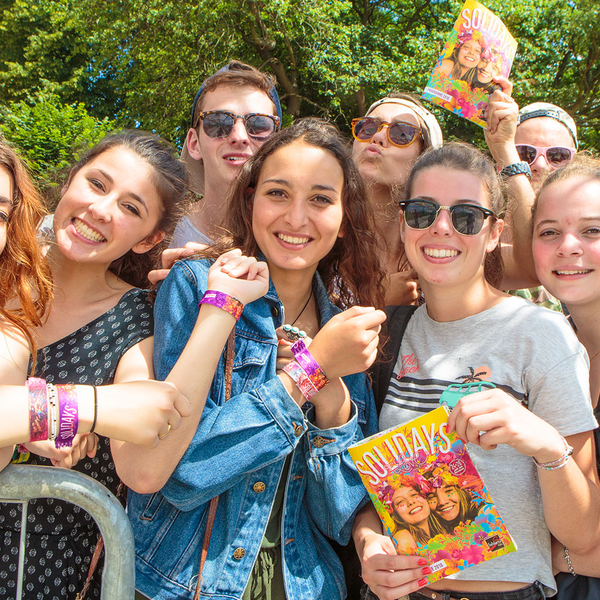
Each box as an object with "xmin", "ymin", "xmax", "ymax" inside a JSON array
[
  {"xmin": 515, "ymin": 102, "xmax": 578, "ymax": 192},
  {"xmin": 350, "ymin": 93, "xmax": 444, "ymax": 305},
  {"xmin": 484, "ymin": 84, "xmax": 576, "ymax": 299},
  {"xmin": 174, "ymin": 60, "xmax": 282, "ymax": 247}
]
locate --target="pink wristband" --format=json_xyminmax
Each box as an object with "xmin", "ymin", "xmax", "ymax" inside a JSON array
[
  {"xmin": 199, "ymin": 290, "xmax": 244, "ymax": 321},
  {"xmin": 55, "ymin": 384, "xmax": 79, "ymax": 448},
  {"xmin": 290, "ymin": 339, "xmax": 329, "ymax": 391},
  {"xmin": 283, "ymin": 361, "xmax": 319, "ymax": 401},
  {"xmin": 27, "ymin": 377, "xmax": 49, "ymax": 442}
]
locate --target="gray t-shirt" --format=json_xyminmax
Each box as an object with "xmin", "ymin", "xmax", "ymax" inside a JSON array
[
  {"xmin": 169, "ymin": 215, "xmax": 213, "ymax": 249},
  {"xmin": 380, "ymin": 296, "xmax": 596, "ymax": 595}
]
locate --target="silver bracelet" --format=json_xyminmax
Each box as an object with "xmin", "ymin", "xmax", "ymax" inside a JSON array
[
  {"xmin": 532, "ymin": 436, "xmax": 573, "ymax": 470},
  {"xmin": 563, "ymin": 545, "xmax": 576, "ymax": 576}
]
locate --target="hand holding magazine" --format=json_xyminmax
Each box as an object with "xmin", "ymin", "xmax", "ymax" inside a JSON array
[
  {"xmin": 422, "ymin": 0, "xmax": 517, "ymax": 127},
  {"xmin": 348, "ymin": 404, "xmax": 516, "ymax": 585}
]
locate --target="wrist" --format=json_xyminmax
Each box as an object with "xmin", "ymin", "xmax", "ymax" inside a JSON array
[
  {"xmin": 533, "ymin": 434, "xmax": 573, "ymax": 468},
  {"xmin": 492, "ymin": 145, "xmax": 521, "ymax": 169},
  {"xmin": 199, "ymin": 290, "xmax": 243, "ymax": 321},
  {"xmin": 75, "ymin": 385, "xmax": 95, "ymax": 433}
]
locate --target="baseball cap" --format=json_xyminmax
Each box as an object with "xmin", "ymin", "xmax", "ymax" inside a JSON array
[{"xmin": 518, "ymin": 102, "xmax": 578, "ymax": 148}]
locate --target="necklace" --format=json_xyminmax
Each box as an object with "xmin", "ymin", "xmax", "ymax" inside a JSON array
[
  {"xmin": 591, "ymin": 348, "xmax": 600, "ymax": 361},
  {"xmin": 282, "ymin": 288, "xmax": 313, "ymax": 342}
]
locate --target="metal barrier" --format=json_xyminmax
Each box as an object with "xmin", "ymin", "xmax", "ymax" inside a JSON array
[{"xmin": 0, "ymin": 464, "xmax": 135, "ymax": 600}]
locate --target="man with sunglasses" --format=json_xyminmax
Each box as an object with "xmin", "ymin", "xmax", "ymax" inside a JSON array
[
  {"xmin": 173, "ymin": 61, "xmax": 282, "ymax": 247},
  {"xmin": 514, "ymin": 102, "xmax": 578, "ymax": 191}
]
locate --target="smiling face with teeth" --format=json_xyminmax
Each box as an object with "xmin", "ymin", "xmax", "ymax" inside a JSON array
[
  {"xmin": 53, "ymin": 146, "xmax": 166, "ymax": 266},
  {"xmin": 250, "ymin": 140, "xmax": 345, "ymax": 282},
  {"xmin": 391, "ymin": 485, "xmax": 431, "ymax": 526},
  {"xmin": 533, "ymin": 175, "xmax": 600, "ymax": 307},
  {"xmin": 400, "ymin": 167, "xmax": 502, "ymax": 294},
  {"xmin": 426, "ymin": 484, "xmax": 461, "ymax": 522}
]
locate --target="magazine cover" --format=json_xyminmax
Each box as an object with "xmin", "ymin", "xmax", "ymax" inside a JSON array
[
  {"xmin": 422, "ymin": 0, "xmax": 517, "ymax": 128},
  {"xmin": 348, "ymin": 406, "xmax": 516, "ymax": 585}
]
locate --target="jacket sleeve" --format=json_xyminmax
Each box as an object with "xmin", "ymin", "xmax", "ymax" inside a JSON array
[
  {"xmin": 301, "ymin": 376, "xmax": 374, "ymax": 544},
  {"xmin": 154, "ymin": 260, "xmax": 308, "ymax": 511}
]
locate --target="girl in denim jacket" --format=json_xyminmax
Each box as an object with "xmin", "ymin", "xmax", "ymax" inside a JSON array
[{"xmin": 125, "ymin": 118, "xmax": 388, "ymax": 599}]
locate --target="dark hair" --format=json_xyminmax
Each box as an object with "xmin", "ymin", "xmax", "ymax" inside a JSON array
[
  {"xmin": 192, "ymin": 60, "xmax": 278, "ymax": 125},
  {"xmin": 201, "ymin": 117, "xmax": 385, "ymax": 309},
  {"xmin": 448, "ymin": 40, "xmax": 481, "ymax": 85},
  {"xmin": 67, "ymin": 131, "xmax": 190, "ymax": 288},
  {"xmin": 533, "ymin": 153, "xmax": 600, "ymax": 220},
  {"xmin": 404, "ymin": 142, "xmax": 505, "ymax": 287},
  {"xmin": 0, "ymin": 139, "xmax": 53, "ymax": 356}
]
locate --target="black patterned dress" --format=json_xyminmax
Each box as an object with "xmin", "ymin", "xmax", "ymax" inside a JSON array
[{"xmin": 0, "ymin": 288, "xmax": 153, "ymax": 600}]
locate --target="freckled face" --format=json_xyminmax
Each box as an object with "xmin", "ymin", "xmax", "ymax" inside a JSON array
[
  {"xmin": 533, "ymin": 176, "xmax": 600, "ymax": 308},
  {"xmin": 392, "ymin": 486, "xmax": 430, "ymax": 525},
  {"xmin": 427, "ymin": 484, "xmax": 461, "ymax": 521},
  {"xmin": 457, "ymin": 40, "xmax": 482, "ymax": 70},
  {"xmin": 0, "ymin": 167, "xmax": 14, "ymax": 255}
]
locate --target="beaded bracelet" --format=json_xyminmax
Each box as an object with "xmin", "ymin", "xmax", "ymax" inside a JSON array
[
  {"xmin": 283, "ymin": 360, "xmax": 319, "ymax": 401},
  {"xmin": 532, "ymin": 436, "xmax": 573, "ymax": 470},
  {"xmin": 290, "ymin": 339, "xmax": 329, "ymax": 391},
  {"xmin": 55, "ymin": 384, "xmax": 79, "ymax": 448},
  {"xmin": 27, "ymin": 377, "xmax": 49, "ymax": 442},
  {"xmin": 563, "ymin": 546, "xmax": 576, "ymax": 576},
  {"xmin": 199, "ymin": 290, "xmax": 244, "ymax": 321}
]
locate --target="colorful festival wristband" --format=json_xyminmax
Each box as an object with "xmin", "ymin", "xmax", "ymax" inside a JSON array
[
  {"xmin": 27, "ymin": 377, "xmax": 49, "ymax": 442},
  {"xmin": 283, "ymin": 360, "xmax": 319, "ymax": 401},
  {"xmin": 55, "ymin": 384, "xmax": 79, "ymax": 448},
  {"xmin": 47, "ymin": 383, "xmax": 58, "ymax": 441},
  {"xmin": 290, "ymin": 339, "xmax": 329, "ymax": 391},
  {"xmin": 199, "ymin": 290, "xmax": 244, "ymax": 321}
]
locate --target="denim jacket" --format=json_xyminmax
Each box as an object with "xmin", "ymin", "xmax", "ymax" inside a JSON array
[{"xmin": 128, "ymin": 258, "xmax": 378, "ymax": 600}]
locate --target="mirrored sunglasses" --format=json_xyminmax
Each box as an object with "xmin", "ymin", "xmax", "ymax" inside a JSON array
[
  {"xmin": 351, "ymin": 117, "xmax": 422, "ymax": 148},
  {"xmin": 515, "ymin": 144, "xmax": 575, "ymax": 168},
  {"xmin": 399, "ymin": 199, "xmax": 496, "ymax": 236},
  {"xmin": 196, "ymin": 110, "xmax": 280, "ymax": 141}
]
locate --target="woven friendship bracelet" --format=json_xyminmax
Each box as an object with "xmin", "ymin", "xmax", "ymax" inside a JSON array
[
  {"xmin": 199, "ymin": 290, "xmax": 244, "ymax": 321},
  {"xmin": 283, "ymin": 360, "xmax": 319, "ymax": 401},
  {"xmin": 55, "ymin": 384, "xmax": 79, "ymax": 448},
  {"xmin": 27, "ymin": 377, "xmax": 49, "ymax": 442},
  {"xmin": 290, "ymin": 339, "xmax": 329, "ymax": 391}
]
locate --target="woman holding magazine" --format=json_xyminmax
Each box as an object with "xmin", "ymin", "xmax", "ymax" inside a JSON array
[{"xmin": 354, "ymin": 142, "xmax": 600, "ymax": 600}]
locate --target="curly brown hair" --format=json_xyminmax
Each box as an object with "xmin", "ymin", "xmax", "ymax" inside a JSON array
[
  {"xmin": 200, "ymin": 117, "xmax": 386, "ymax": 309},
  {"xmin": 0, "ymin": 139, "xmax": 53, "ymax": 354}
]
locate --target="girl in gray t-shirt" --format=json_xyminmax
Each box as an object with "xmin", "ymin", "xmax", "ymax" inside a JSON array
[{"xmin": 353, "ymin": 143, "xmax": 599, "ymax": 600}]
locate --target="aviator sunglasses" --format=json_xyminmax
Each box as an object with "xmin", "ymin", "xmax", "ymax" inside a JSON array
[
  {"xmin": 399, "ymin": 199, "xmax": 496, "ymax": 236},
  {"xmin": 195, "ymin": 110, "xmax": 281, "ymax": 141},
  {"xmin": 351, "ymin": 117, "xmax": 422, "ymax": 148},
  {"xmin": 516, "ymin": 144, "xmax": 576, "ymax": 168}
]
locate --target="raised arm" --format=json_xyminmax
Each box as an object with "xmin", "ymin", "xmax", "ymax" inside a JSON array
[{"xmin": 485, "ymin": 77, "xmax": 539, "ymax": 290}]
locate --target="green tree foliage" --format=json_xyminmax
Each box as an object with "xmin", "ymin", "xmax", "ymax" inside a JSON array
[
  {"xmin": 0, "ymin": 95, "xmax": 114, "ymax": 205},
  {"xmin": 0, "ymin": 0, "xmax": 598, "ymax": 159}
]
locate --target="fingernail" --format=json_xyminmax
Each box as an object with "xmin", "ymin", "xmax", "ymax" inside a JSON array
[
  {"xmin": 417, "ymin": 558, "xmax": 427, "ymax": 566},
  {"xmin": 418, "ymin": 578, "xmax": 428, "ymax": 586},
  {"xmin": 421, "ymin": 567, "xmax": 432, "ymax": 575}
]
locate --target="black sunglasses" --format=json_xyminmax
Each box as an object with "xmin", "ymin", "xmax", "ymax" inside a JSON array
[
  {"xmin": 351, "ymin": 117, "xmax": 422, "ymax": 147},
  {"xmin": 195, "ymin": 110, "xmax": 280, "ymax": 141},
  {"xmin": 398, "ymin": 199, "xmax": 496, "ymax": 236}
]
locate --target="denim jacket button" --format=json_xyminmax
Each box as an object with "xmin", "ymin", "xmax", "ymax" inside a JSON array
[
  {"xmin": 253, "ymin": 482, "xmax": 266, "ymax": 493},
  {"xmin": 293, "ymin": 424, "xmax": 303, "ymax": 437},
  {"xmin": 312, "ymin": 436, "xmax": 326, "ymax": 448},
  {"xmin": 271, "ymin": 306, "xmax": 279, "ymax": 318},
  {"xmin": 233, "ymin": 547, "xmax": 246, "ymax": 560}
]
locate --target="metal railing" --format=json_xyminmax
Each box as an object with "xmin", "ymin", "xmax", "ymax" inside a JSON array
[{"xmin": 0, "ymin": 464, "xmax": 135, "ymax": 600}]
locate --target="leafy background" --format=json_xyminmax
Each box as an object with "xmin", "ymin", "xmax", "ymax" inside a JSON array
[{"xmin": 0, "ymin": 0, "xmax": 598, "ymax": 202}]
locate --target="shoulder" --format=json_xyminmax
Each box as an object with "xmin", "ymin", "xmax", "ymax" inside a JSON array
[{"xmin": 0, "ymin": 320, "xmax": 30, "ymax": 384}]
